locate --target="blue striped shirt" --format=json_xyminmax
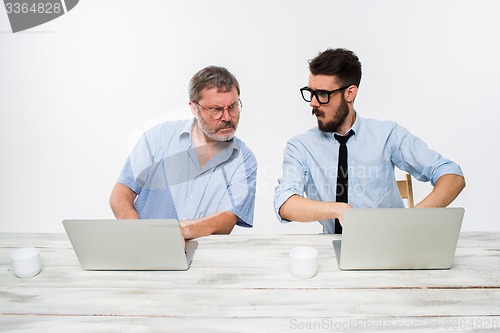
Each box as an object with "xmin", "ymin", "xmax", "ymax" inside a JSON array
[
  {"xmin": 118, "ymin": 118, "xmax": 257, "ymax": 228},
  {"xmin": 274, "ymin": 113, "xmax": 464, "ymax": 233}
]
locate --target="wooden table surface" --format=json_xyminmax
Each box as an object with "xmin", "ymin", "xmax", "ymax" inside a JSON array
[{"xmin": 1, "ymin": 232, "xmax": 499, "ymax": 332}]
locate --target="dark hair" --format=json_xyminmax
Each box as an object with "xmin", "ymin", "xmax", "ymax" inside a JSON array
[
  {"xmin": 308, "ymin": 48, "xmax": 362, "ymax": 87},
  {"xmin": 189, "ymin": 66, "xmax": 240, "ymax": 102}
]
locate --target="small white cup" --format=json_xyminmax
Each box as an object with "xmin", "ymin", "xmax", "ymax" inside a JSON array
[
  {"xmin": 289, "ymin": 246, "xmax": 318, "ymax": 279},
  {"xmin": 10, "ymin": 247, "xmax": 42, "ymax": 278}
]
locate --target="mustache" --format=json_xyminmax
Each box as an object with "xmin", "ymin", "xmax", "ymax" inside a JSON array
[
  {"xmin": 312, "ymin": 108, "xmax": 324, "ymax": 117},
  {"xmin": 217, "ymin": 121, "xmax": 236, "ymax": 131}
]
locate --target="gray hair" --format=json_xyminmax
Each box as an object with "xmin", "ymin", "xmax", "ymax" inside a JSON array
[{"xmin": 189, "ymin": 66, "xmax": 240, "ymax": 102}]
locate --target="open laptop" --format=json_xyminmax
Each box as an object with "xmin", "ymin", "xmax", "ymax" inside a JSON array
[
  {"xmin": 63, "ymin": 219, "xmax": 197, "ymax": 271},
  {"xmin": 333, "ymin": 208, "xmax": 465, "ymax": 270}
]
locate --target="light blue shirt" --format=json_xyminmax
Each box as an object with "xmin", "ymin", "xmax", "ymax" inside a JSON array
[
  {"xmin": 118, "ymin": 118, "xmax": 257, "ymax": 228},
  {"xmin": 274, "ymin": 113, "xmax": 464, "ymax": 233}
]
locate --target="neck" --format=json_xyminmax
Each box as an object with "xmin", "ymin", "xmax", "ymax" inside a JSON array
[
  {"xmin": 191, "ymin": 121, "xmax": 224, "ymax": 169},
  {"xmin": 192, "ymin": 120, "xmax": 209, "ymax": 147},
  {"xmin": 338, "ymin": 110, "xmax": 356, "ymax": 135}
]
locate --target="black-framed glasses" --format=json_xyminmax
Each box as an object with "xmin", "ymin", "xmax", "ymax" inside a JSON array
[
  {"xmin": 300, "ymin": 86, "xmax": 350, "ymax": 105},
  {"xmin": 194, "ymin": 99, "xmax": 242, "ymax": 120}
]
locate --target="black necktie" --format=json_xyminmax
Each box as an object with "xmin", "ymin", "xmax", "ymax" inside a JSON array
[{"xmin": 334, "ymin": 130, "xmax": 355, "ymax": 234}]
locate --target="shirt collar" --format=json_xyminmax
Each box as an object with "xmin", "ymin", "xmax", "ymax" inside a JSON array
[
  {"xmin": 321, "ymin": 111, "xmax": 361, "ymax": 139},
  {"xmin": 350, "ymin": 110, "xmax": 361, "ymax": 135},
  {"xmin": 180, "ymin": 117, "xmax": 196, "ymax": 140}
]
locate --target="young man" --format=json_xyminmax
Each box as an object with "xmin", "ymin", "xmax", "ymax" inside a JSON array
[
  {"xmin": 274, "ymin": 48, "xmax": 465, "ymax": 234},
  {"xmin": 110, "ymin": 66, "xmax": 257, "ymax": 239}
]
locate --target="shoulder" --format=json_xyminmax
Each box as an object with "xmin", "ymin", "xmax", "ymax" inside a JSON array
[
  {"xmin": 148, "ymin": 119, "xmax": 191, "ymax": 135},
  {"xmin": 288, "ymin": 126, "xmax": 327, "ymax": 146},
  {"xmin": 232, "ymin": 136, "xmax": 257, "ymax": 162},
  {"xmin": 357, "ymin": 116, "xmax": 410, "ymax": 139},
  {"xmin": 134, "ymin": 119, "xmax": 192, "ymax": 154},
  {"xmin": 359, "ymin": 116, "xmax": 398, "ymax": 132},
  {"xmin": 142, "ymin": 119, "xmax": 192, "ymax": 141}
]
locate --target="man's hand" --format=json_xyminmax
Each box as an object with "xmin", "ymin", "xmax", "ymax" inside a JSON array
[
  {"xmin": 337, "ymin": 202, "xmax": 353, "ymax": 227},
  {"xmin": 179, "ymin": 211, "xmax": 238, "ymax": 240}
]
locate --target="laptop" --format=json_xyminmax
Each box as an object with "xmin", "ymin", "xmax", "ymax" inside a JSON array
[
  {"xmin": 62, "ymin": 219, "xmax": 197, "ymax": 271},
  {"xmin": 333, "ymin": 208, "xmax": 465, "ymax": 270}
]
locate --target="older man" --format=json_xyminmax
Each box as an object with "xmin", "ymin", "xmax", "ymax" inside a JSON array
[{"xmin": 110, "ymin": 66, "xmax": 257, "ymax": 239}]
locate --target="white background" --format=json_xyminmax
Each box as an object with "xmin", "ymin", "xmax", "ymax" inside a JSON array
[{"xmin": 0, "ymin": 0, "xmax": 498, "ymax": 233}]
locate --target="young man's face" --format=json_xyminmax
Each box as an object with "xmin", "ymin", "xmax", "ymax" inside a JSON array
[{"xmin": 308, "ymin": 73, "xmax": 350, "ymax": 133}]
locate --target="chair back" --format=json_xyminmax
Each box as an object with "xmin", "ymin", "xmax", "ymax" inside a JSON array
[{"xmin": 397, "ymin": 173, "xmax": 414, "ymax": 208}]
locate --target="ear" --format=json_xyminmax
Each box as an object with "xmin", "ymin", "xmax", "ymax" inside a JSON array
[
  {"xmin": 345, "ymin": 85, "xmax": 358, "ymax": 103},
  {"xmin": 189, "ymin": 101, "xmax": 198, "ymax": 117}
]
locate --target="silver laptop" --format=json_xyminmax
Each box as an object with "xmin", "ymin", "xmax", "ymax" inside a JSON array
[
  {"xmin": 63, "ymin": 219, "xmax": 197, "ymax": 271},
  {"xmin": 333, "ymin": 208, "xmax": 465, "ymax": 270}
]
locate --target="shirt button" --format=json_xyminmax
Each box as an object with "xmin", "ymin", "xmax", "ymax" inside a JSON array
[{"xmin": 354, "ymin": 184, "xmax": 364, "ymax": 195}]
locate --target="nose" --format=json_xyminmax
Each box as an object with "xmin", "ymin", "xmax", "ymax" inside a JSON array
[
  {"xmin": 309, "ymin": 94, "xmax": 320, "ymax": 108},
  {"xmin": 219, "ymin": 108, "xmax": 232, "ymax": 122}
]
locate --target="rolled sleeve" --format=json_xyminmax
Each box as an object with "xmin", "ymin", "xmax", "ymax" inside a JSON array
[
  {"xmin": 226, "ymin": 154, "xmax": 257, "ymax": 228},
  {"xmin": 429, "ymin": 161, "xmax": 464, "ymax": 186},
  {"xmin": 274, "ymin": 141, "xmax": 308, "ymax": 223}
]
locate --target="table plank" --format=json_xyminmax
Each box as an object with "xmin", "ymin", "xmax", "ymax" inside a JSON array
[
  {"xmin": 2, "ymin": 287, "xmax": 500, "ymax": 319},
  {"xmin": 2, "ymin": 315, "xmax": 498, "ymax": 333}
]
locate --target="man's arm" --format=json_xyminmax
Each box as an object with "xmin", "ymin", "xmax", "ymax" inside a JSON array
[
  {"xmin": 109, "ymin": 182, "xmax": 237, "ymax": 239},
  {"xmin": 179, "ymin": 211, "xmax": 238, "ymax": 240},
  {"xmin": 109, "ymin": 183, "xmax": 139, "ymax": 219},
  {"xmin": 416, "ymin": 174, "xmax": 466, "ymax": 208},
  {"xmin": 279, "ymin": 194, "xmax": 352, "ymax": 224},
  {"xmin": 177, "ymin": 144, "xmax": 257, "ymax": 240}
]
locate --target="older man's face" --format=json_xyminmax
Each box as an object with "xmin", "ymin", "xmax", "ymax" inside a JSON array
[{"xmin": 192, "ymin": 86, "xmax": 240, "ymax": 142}]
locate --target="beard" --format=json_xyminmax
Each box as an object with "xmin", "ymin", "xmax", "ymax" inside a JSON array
[
  {"xmin": 195, "ymin": 112, "xmax": 238, "ymax": 142},
  {"xmin": 312, "ymin": 95, "xmax": 349, "ymax": 133}
]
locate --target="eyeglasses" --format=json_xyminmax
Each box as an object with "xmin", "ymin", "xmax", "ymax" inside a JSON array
[
  {"xmin": 194, "ymin": 99, "xmax": 242, "ymax": 120},
  {"xmin": 300, "ymin": 85, "xmax": 350, "ymax": 105}
]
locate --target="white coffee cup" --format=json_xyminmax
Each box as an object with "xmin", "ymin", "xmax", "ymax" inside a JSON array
[
  {"xmin": 10, "ymin": 247, "xmax": 42, "ymax": 278},
  {"xmin": 289, "ymin": 246, "xmax": 318, "ymax": 279}
]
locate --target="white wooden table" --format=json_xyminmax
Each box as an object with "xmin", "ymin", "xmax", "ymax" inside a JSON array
[{"xmin": 1, "ymin": 233, "xmax": 499, "ymax": 332}]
